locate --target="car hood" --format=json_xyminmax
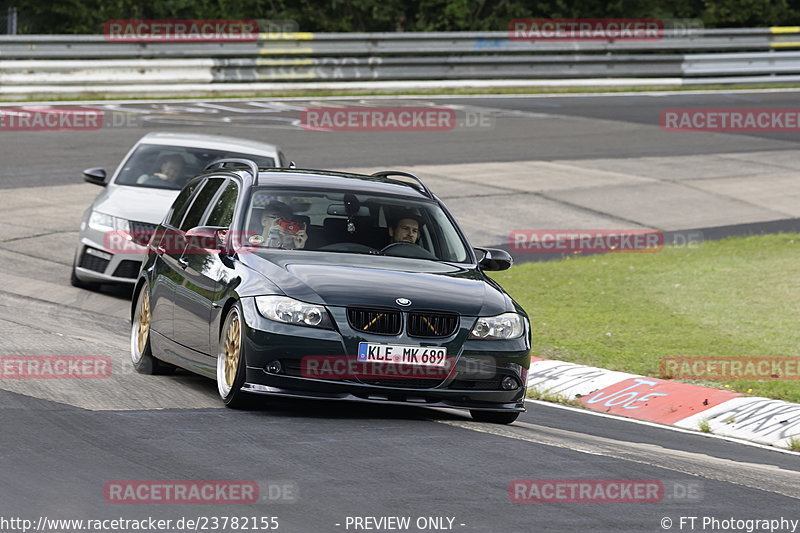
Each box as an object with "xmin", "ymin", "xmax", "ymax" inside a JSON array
[
  {"xmin": 92, "ymin": 185, "xmax": 180, "ymax": 224},
  {"xmin": 238, "ymin": 251, "xmax": 512, "ymax": 316}
]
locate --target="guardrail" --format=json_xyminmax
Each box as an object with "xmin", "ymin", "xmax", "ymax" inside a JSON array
[{"xmin": 1, "ymin": 27, "xmax": 799, "ymax": 95}]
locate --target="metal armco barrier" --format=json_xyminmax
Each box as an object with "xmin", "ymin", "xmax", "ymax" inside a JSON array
[{"xmin": 1, "ymin": 27, "xmax": 800, "ymax": 94}]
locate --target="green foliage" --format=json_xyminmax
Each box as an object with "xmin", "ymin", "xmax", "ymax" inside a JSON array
[{"xmin": 2, "ymin": 0, "xmax": 800, "ymax": 33}]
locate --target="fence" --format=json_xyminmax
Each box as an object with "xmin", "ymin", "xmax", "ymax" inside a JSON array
[{"xmin": 0, "ymin": 27, "xmax": 799, "ymax": 97}]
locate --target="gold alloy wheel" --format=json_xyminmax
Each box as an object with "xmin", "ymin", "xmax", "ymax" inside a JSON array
[
  {"xmin": 223, "ymin": 312, "xmax": 241, "ymax": 389},
  {"xmin": 136, "ymin": 291, "xmax": 151, "ymax": 355}
]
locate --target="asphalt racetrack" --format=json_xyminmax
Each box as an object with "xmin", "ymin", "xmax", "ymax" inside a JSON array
[{"xmin": 0, "ymin": 91, "xmax": 798, "ymax": 532}]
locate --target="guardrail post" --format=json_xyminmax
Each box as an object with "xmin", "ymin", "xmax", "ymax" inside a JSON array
[{"xmin": 6, "ymin": 6, "xmax": 17, "ymax": 35}]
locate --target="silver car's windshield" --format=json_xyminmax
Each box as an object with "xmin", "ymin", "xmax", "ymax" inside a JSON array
[
  {"xmin": 115, "ymin": 144, "xmax": 276, "ymax": 191},
  {"xmin": 240, "ymin": 189, "xmax": 470, "ymax": 263}
]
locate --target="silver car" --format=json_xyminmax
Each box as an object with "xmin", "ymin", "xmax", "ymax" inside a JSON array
[{"xmin": 71, "ymin": 132, "xmax": 285, "ymax": 289}]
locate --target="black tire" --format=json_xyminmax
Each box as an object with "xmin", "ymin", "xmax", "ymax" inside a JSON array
[
  {"xmin": 130, "ymin": 284, "xmax": 175, "ymax": 375},
  {"xmin": 470, "ymin": 410, "xmax": 520, "ymax": 424},
  {"xmin": 217, "ymin": 303, "xmax": 251, "ymax": 409}
]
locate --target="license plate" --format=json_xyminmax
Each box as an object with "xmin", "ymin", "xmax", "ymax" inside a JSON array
[{"xmin": 357, "ymin": 343, "xmax": 448, "ymax": 366}]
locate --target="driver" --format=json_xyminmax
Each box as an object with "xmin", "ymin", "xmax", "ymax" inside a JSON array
[
  {"xmin": 139, "ymin": 154, "xmax": 185, "ymax": 186},
  {"xmin": 388, "ymin": 209, "xmax": 423, "ymax": 244}
]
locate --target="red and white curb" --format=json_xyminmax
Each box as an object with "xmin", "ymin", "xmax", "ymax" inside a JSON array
[{"xmin": 525, "ymin": 357, "xmax": 800, "ymax": 449}]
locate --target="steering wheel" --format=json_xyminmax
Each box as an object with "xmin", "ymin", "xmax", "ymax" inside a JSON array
[{"xmin": 380, "ymin": 242, "xmax": 438, "ymax": 260}]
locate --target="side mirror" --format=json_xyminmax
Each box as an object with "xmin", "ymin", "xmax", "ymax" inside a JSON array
[
  {"xmin": 475, "ymin": 247, "xmax": 513, "ymax": 271},
  {"xmin": 83, "ymin": 168, "xmax": 107, "ymax": 187},
  {"xmin": 184, "ymin": 226, "xmax": 229, "ymax": 254}
]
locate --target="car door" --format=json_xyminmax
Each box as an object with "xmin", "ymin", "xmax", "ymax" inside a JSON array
[
  {"xmin": 170, "ymin": 177, "xmax": 227, "ymax": 356},
  {"xmin": 149, "ymin": 178, "xmax": 204, "ymax": 339},
  {"xmin": 194, "ymin": 179, "xmax": 240, "ymax": 358}
]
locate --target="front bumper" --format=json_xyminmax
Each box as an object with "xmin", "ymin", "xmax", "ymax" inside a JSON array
[
  {"xmin": 239, "ymin": 298, "xmax": 530, "ymax": 412},
  {"xmin": 241, "ymin": 382, "xmax": 525, "ymax": 412},
  {"xmin": 73, "ymin": 227, "xmax": 147, "ymax": 285}
]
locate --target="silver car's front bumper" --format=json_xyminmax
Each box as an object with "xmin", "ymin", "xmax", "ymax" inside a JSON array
[{"xmin": 73, "ymin": 225, "xmax": 149, "ymax": 285}]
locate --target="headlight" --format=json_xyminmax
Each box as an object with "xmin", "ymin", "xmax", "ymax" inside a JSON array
[
  {"xmin": 255, "ymin": 296, "xmax": 333, "ymax": 329},
  {"xmin": 88, "ymin": 211, "xmax": 115, "ymax": 231},
  {"xmin": 88, "ymin": 211, "xmax": 130, "ymax": 233},
  {"xmin": 469, "ymin": 312, "xmax": 524, "ymax": 340}
]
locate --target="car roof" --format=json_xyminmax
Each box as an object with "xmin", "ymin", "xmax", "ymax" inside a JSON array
[
  {"xmin": 137, "ymin": 132, "xmax": 280, "ymax": 155},
  {"xmin": 250, "ymin": 169, "xmax": 432, "ymax": 199}
]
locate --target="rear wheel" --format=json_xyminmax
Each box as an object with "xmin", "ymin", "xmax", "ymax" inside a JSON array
[
  {"xmin": 217, "ymin": 303, "xmax": 250, "ymax": 408},
  {"xmin": 470, "ymin": 410, "xmax": 520, "ymax": 424},
  {"xmin": 131, "ymin": 284, "xmax": 174, "ymax": 375}
]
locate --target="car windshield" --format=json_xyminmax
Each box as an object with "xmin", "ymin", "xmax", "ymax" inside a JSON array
[
  {"xmin": 240, "ymin": 188, "xmax": 470, "ymax": 262},
  {"xmin": 114, "ymin": 143, "xmax": 276, "ymax": 191}
]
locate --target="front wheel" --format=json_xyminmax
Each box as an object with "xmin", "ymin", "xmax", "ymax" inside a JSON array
[
  {"xmin": 130, "ymin": 284, "xmax": 174, "ymax": 375},
  {"xmin": 470, "ymin": 410, "xmax": 520, "ymax": 424},
  {"xmin": 217, "ymin": 303, "xmax": 250, "ymax": 408}
]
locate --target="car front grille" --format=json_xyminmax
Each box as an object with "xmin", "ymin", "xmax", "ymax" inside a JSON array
[
  {"xmin": 79, "ymin": 250, "xmax": 109, "ymax": 273},
  {"xmin": 112, "ymin": 260, "xmax": 141, "ymax": 279},
  {"xmin": 346, "ymin": 308, "xmax": 460, "ymax": 338},
  {"xmin": 407, "ymin": 312, "xmax": 459, "ymax": 338},
  {"xmin": 129, "ymin": 221, "xmax": 157, "ymax": 247},
  {"xmin": 347, "ymin": 308, "xmax": 402, "ymax": 335}
]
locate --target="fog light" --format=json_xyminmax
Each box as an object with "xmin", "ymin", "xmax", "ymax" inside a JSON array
[
  {"xmin": 501, "ymin": 376, "xmax": 518, "ymax": 390},
  {"xmin": 266, "ymin": 360, "xmax": 283, "ymax": 374}
]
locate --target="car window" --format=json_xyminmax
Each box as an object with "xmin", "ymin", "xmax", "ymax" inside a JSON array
[
  {"xmin": 180, "ymin": 178, "xmax": 225, "ymax": 231},
  {"xmin": 165, "ymin": 180, "xmax": 203, "ymax": 228},
  {"xmin": 114, "ymin": 143, "xmax": 277, "ymax": 191},
  {"xmin": 205, "ymin": 180, "xmax": 239, "ymax": 228},
  {"xmin": 241, "ymin": 188, "xmax": 469, "ymax": 262}
]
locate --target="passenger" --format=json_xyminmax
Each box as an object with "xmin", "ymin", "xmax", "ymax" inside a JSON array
[
  {"xmin": 388, "ymin": 209, "xmax": 423, "ymax": 244},
  {"xmin": 260, "ymin": 201, "xmax": 308, "ymax": 250}
]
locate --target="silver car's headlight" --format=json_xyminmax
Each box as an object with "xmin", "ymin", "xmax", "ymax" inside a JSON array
[
  {"xmin": 255, "ymin": 296, "xmax": 333, "ymax": 329},
  {"xmin": 469, "ymin": 312, "xmax": 524, "ymax": 340},
  {"xmin": 88, "ymin": 211, "xmax": 130, "ymax": 233},
  {"xmin": 88, "ymin": 211, "xmax": 115, "ymax": 231}
]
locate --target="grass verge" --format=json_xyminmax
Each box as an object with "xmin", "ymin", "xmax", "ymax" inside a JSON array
[
  {"xmin": 526, "ymin": 386, "xmax": 584, "ymax": 408},
  {"xmin": 492, "ymin": 234, "xmax": 800, "ymax": 403}
]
